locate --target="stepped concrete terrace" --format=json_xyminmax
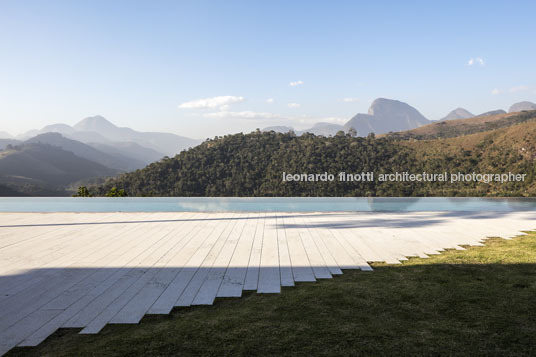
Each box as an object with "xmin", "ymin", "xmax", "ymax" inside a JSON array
[{"xmin": 1, "ymin": 211, "xmax": 535, "ymax": 355}]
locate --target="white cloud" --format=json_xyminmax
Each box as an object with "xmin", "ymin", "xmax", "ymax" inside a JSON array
[
  {"xmin": 179, "ymin": 95, "xmax": 245, "ymax": 109},
  {"xmin": 342, "ymin": 97, "xmax": 359, "ymax": 103},
  {"xmin": 266, "ymin": 98, "xmax": 274, "ymax": 103},
  {"xmin": 509, "ymin": 85, "xmax": 529, "ymax": 93},
  {"xmin": 204, "ymin": 111, "xmax": 280, "ymax": 120},
  {"xmin": 287, "ymin": 103, "xmax": 301, "ymax": 108},
  {"xmin": 289, "ymin": 80, "xmax": 304, "ymax": 87},
  {"xmin": 467, "ymin": 57, "xmax": 485, "ymax": 66},
  {"xmin": 491, "ymin": 88, "xmax": 501, "ymax": 95}
]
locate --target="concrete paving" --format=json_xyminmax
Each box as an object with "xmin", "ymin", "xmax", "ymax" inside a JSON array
[{"xmin": 0, "ymin": 211, "xmax": 535, "ymax": 355}]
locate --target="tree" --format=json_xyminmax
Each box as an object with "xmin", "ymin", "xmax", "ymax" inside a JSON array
[
  {"xmin": 105, "ymin": 187, "xmax": 127, "ymax": 197},
  {"xmin": 347, "ymin": 127, "xmax": 358, "ymax": 137},
  {"xmin": 73, "ymin": 186, "xmax": 93, "ymax": 197}
]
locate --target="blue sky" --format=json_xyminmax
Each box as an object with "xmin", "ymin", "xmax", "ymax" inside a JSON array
[{"xmin": 1, "ymin": 0, "xmax": 535, "ymax": 139}]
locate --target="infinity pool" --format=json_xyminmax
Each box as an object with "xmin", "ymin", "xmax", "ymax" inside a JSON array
[{"xmin": 1, "ymin": 197, "xmax": 536, "ymax": 212}]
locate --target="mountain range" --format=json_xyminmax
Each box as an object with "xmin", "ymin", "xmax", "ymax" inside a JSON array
[
  {"xmin": 263, "ymin": 98, "xmax": 431, "ymax": 136},
  {"xmin": 439, "ymin": 108, "xmax": 509, "ymax": 121},
  {"xmin": 263, "ymin": 99, "xmax": 535, "ymax": 137},
  {"xmin": 95, "ymin": 108, "xmax": 536, "ymax": 197},
  {"xmin": 0, "ymin": 116, "xmax": 201, "ymax": 195},
  {"xmin": 15, "ymin": 116, "xmax": 200, "ymax": 157},
  {"xmin": 1, "ymin": 99, "xmax": 535, "ymax": 196},
  {"xmin": 25, "ymin": 133, "xmax": 149, "ymax": 171}
]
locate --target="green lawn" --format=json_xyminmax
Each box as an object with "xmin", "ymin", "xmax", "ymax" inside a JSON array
[{"xmin": 9, "ymin": 232, "xmax": 536, "ymax": 356}]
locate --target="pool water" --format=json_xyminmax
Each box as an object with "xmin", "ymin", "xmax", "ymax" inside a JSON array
[{"xmin": 1, "ymin": 197, "xmax": 536, "ymax": 212}]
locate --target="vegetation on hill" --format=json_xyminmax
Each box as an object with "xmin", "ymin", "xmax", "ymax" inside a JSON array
[
  {"xmin": 93, "ymin": 120, "xmax": 536, "ymax": 197},
  {"xmin": 399, "ymin": 118, "xmax": 536, "ymax": 196},
  {"xmin": 0, "ymin": 183, "xmax": 28, "ymax": 197},
  {"xmin": 385, "ymin": 110, "xmax": 536, "ymax": 140},
  {"xmin": 94, "ymin": 131, "xmax": 409, "ymax": 197},
  {"xmin": 72, "ymin": 186, "xmax": 93, "ymax": 197}
]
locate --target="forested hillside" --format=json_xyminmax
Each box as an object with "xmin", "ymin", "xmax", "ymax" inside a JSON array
[{"xmin": 94, "ymin": 120, "xmax": 536, "ymax": 197}]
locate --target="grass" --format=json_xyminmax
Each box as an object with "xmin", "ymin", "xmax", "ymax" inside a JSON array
[{"xmin": 8, "ymin": 232, "xmax": 536, "ymax": 356}]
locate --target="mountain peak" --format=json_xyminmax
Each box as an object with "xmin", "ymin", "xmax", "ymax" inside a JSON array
[
  {"xmin": 368, "ymin": 98, "xmax": 401, "ymax": 116},
  {"xmin": 74, "ymin": 115, "xmax": 117, "ymax": 132},
  {"xmin": 262, "ymin": 126, "xmax": 294, "ymax": 133},
  {"xmin": 344, "ymin": 98, "xmax": 429, "ymax": 136},
  {"xmin": 367, "ymin": 98, "xmax": 427, "ymax": 120},
  {"xmin": 509, "ymin": 101, "xmax": 536, "ymax": 113},
  {"xmin": 475, "ymin": 109, "xmax": 506, "ymax": 118},
  {"xmin": 28, "ymin": 132, "xmax": 64, "ymax": 140},
  {"xmin": 311, "ymin": 122, "xmax": 341, "ymax": 128},
  {"xmin": 440, "ymin": 107, "xmax": 474, "ymax": 121}
]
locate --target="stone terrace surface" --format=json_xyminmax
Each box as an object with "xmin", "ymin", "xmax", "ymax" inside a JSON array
[{"xmin": 1, "ymin": 211, "xmax": 535, "ymax": 355}]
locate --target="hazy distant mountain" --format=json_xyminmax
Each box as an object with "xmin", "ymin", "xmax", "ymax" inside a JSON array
[
  {"xmin": 301, "ymin": 122, "xmax": 344, "ymax": 136},
  {"xmin": 509, "ymin": 101, "xmax": 536, "ymax": 113},
  {"xmin": 73, "ymin": 115, "xmax": 119, "ymax": 133},
  {"xmin": 262, "ymin": 126, "xmax": 295, "ymax": 133},
  {"xmin": 73, "ymin": 116, "xmax": 199, "ymax": 156},
  {"xmin": 0, "ymin": 132, "xmax": 160, "ymax": 196},
  {"xmin": 263, "ymin": 123, "xmax": 345, "ymax": 136},
  {"xmin": 0, "ymin": 131, "xmax": 13, "ymax": 139},
  {"xmin": 67, "ymin": 130, "xmax": 115, "ymax": 144},
  {"xmin": 0, "ymin": 142, "xmax": 118, "ymax": 191},
  {"xmin": 26, "ymin": 133, "xmax": 148, "ymax": 171},
  {"xmin": 16, "ymin": 115, "xmax": 200, "ymax": 157},
  {"xmin": 17, "ymin": 123, "xmax": 112, "ymax": 144},
  {"xmin": 88, "ymin": 142, "xmax": 164, "ymax": 166},
  {"xmin": 344, "ymin": 98, "xmax": 430, "ymax": 135},
  {"xmin": 0, "ymin": 115, "xmax": 199, "ymax": 196},
  {"xmin": 475, "ymin": 109, "xmax": 506, "ymax": 117},
  {"xmin": 440, "ymin": 108, "xmax": 474, "ymax": 121},
  {"xmin": 16, "ymin": 130, "xmax": 39, "ymax": 140},
  {"xmin": 40, "ymin": 123, "xmax": 75, "ymax": 135},
  {"xmin": 263, "ymin": 99, "xmax": 430, "ymax": 137}
]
